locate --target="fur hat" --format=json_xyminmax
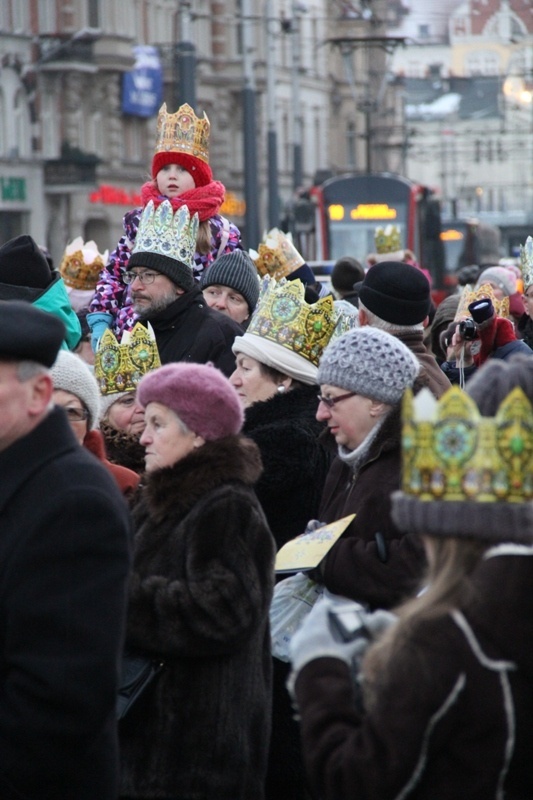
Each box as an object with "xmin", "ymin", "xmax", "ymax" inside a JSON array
[
  {"xmin": 138, "ymin": 362, "xmax": 243, "ymax": 441},
  {"xmin": 317, "ymin": 326, "xmax": 420, "ymax": 405},
  {"xmin": 358, "ymin": 261, "xmax": 431, "ymax": 325},
  {"xmin": 0, "ymin": 235, "xmax": 53, "ymax": 290},
  {"xmin": 50, "ymin": 350, "xmax": 101, "ymax": 429},
  {"xmin": 0, "ymin": 300, "xmax": 65, "ymax": 368},
  {"xmin": 200, "ymin": 251, "xmax": 260, "ymax": 312},
  {"xmin": 475, "ymin": 266, "xmax": 516, "ymax": 297}
]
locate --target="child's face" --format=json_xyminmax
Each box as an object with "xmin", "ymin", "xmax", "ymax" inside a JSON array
[{"xmin": 156, "ymin": 163, "xmax": 195, "ymax": 198}]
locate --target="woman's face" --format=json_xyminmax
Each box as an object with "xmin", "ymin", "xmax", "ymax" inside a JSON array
[
  {"xmin": 229, "ymin": 354, "xmax": 280, "ymax": 408},
  {"xmin": 140, "ymin": 402, "xmax": 204, "ymax": 472},
  {"xmin": 156, "ymin": 163, "xmax": 195, "ymax": 198},
  {"xmin": 106, "ymin": 392, "xmax": 145, "ymax": 435},
  {"xmin": 316, "ymin": 383, "xmax": 388, "ymax": 451},
  {"xmin": 524, "ymin": 285, "xmax": 533, "ymax": 319},
  {"xmin": 53, "ymin": 389, "xmax": 89, "ymax": 445}
]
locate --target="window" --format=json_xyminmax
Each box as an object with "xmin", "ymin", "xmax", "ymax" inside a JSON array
[{"xmin": 38, "ymin": 0, "xmax": 56, "ymax": 34}]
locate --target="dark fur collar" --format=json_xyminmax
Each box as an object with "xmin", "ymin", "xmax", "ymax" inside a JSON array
[
  {"xmin": 243, "ymin": 383, "xmax": 322, "ymax": 432},
  {"xmin": 142, "ymin": 435, "xmax": 262, "ymax": 522}
]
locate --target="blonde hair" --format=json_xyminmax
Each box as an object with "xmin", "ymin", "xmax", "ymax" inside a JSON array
[{"xmin": 196, "ymin": 219, "xmax": 213, "ymax": 255}]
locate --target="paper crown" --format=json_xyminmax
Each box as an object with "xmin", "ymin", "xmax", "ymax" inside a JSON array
[
  {"xmin": 153, "ymin": 102, "xmax": 210, "ymax": 164},
  {"xmin": 400, "ymin": 385, "xmax": 533, "ymax": 504},
  {"xmin": 95, "ymin": 322, "xmax": 161, "ymax": 396},
  {"xmin": 519, "ymin": 235, "xmax": 533, "ymax": 289},
  {"xmin": 374, "ymin": 225, "xmax": 402, "ymax": 254},
  {"xmin": 59, "ymin": 236, "xmax": 109, "ymax": 291},
  {"xmin": 245, "ymin": 276, "xmax": 339, "ymax": 367},
  {"xmin": 250, "ymin": 229, "xmax": 305, "ymax": 280},
  {"xmin": 454, "ymin": 283, "xmax": 510, "ymax": 321},
  {"xmin": 132, "ymin": 200, "xmax": 199, "ymax": 270}
]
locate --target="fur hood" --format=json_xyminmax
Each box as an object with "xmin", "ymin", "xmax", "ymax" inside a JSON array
[{"xmin": 140, "ymin": 434, "xmax": 262, "ymax": 524}]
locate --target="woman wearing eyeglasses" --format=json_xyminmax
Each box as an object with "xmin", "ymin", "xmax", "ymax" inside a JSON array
[
  {"xmin": 312, "ymin": 326, "xmax": 426, "ymax": 610},
  {"xmin": 51, "ymin": 350, "xmax": 139, "ymax": 499}
]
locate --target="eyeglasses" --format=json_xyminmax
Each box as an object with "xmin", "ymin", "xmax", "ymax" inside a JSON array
[
  {"xmin": 123, "ymin": 271, "xmax": 160, "ymax": 286},
  {"xmin": 61, "ymin": 406, "xmax": 90, "ymax": 422},
  {"xmin": 317, "ymin": 392, "xmax": 356, "ymax": 408}
]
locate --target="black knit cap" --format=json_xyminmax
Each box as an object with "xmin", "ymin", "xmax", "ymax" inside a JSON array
[
  {"xmin": 359, "ymin": 261, "xmax": 431, "ymax": 325},
  {"xmin": 0, "ymin": 300, "xmax": 65, "ymax": 367},
  {"xmin": 127, "ymin": 251, "xmax": 195, "ymax": 292},
  {"xmin": 0, "ymin": 235, "xmax": 53, "ymax": 290},
  {"xmin": 200, "ymin": 250, "xmax": 259, "ymax": 312}
]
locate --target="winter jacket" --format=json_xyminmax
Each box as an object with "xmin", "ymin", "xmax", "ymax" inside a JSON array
[
  {"xmin": 119, "ymin": 435, "xmax": 275, "ymax": 800},
  {"xmin": 294, "ymin": 545, "xmax": 533, "ymax": 800}
]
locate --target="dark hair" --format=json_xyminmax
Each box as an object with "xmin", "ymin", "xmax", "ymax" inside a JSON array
[
  {"xmin": 257, "ymin": 361, "xmax": 304, "ymax": 390},
  {"xmin": 331, "ymin": 256, "xmax": 365, "ymax": 294},
  {"xmin": 466, "ymin": 354, "xmax": 533, "ymax": 415}
]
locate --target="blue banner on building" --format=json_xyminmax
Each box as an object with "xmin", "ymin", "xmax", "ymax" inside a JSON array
[{"xmin": 122, "ymin": 45, "xmax": 163, "ymax": 117}]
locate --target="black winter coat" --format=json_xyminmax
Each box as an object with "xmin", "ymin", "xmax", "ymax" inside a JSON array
[
  {"xmin": 146, "ymin": 286, "xmax": 242, "ymax": 376},
  {"xmin": 0, "ymin": 407, "xmax": 131, "ymax": 800},
  {"xmin": 119, "ymin": 435, "xmax": 276, "ymax": 800}
]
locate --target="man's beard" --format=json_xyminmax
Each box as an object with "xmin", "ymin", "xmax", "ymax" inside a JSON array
[{"xmin": 133, "ymin": 289, "xmax": 178, "ymax": 319}]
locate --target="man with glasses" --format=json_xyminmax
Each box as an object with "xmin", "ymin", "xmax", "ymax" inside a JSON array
[{"xmin": 0, "ymin": 301, "xmax": 131, "ymax": 800}]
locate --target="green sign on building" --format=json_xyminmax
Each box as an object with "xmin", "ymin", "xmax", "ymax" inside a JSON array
[{"xmin": 0, "ymin": 178, "xmax": 26, "ymax": 202}]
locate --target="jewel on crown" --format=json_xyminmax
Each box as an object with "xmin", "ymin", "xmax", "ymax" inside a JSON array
[
  {"xmin": 401, "ymin": 386, "xmax": 533, "ymax": 504},
  {"xmin": 94, "ymin": 322, "xmax": 161, "ymax": 396},
  {"xmin": 250, "ymin": 229, "xmax": 305, "ymax": 280},
  {"xmin": 454, "ymin": 282, "xmax": 510, "ymax": 321},
  {"xmin": 374, "ymin": 225, "xmax": 402, "ymax": 254},
  {"xmin": 519, "ymin": 235, "xmax": 533, "ymax": 290},
  {"xmin": 59, "ymin": 236, "xmax": 109, "ymax": 291},
  {"xmin": 246, "ymin": 276, "xmax": 340, "ymax": 366},
  {"xmin": 132, "ymin": 200, "xmax": 199, "ymax": 269},
  {"xmin": 154, "ymin": 102, "xmax": 210, "ymax": 164}
]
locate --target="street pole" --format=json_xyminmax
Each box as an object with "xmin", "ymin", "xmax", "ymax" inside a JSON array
[
  {"xmin": 242, "ymin": 0, "xmax": 260, "ymax": 248},
  {"xmin": 265, "ymin": 0, "xmax": 280, "ymax": 229},
  {"xmin": 291, "ymin": 2, "xmax": 303, "ymax": 191},
  {"xmin": 175, "ymin": 0, "xmax": 196, "ymax": 107}
]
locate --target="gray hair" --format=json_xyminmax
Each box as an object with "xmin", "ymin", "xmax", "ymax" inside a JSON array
[
  {"xmin": 359, "ymin": 301, "xmax": 424, "ymax": 334},
  {"xmin": 16, "ymin": 360, "xmax": 50, "ymax": 382}
]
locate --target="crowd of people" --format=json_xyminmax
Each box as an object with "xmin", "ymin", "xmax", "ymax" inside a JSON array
[{"xmin": 0, "ymin": 99, "xmax": 532, "ymax": 800}]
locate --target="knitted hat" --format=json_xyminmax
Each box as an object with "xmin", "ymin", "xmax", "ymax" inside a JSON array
[
  {"xmin": 50, "ymin": 350, "xmax": 101, "ymax": 429},
  {"xmin": 475, "ymin": 266, "xmax": 516, "ymax": 297},
  {"xmin": 151, "ymin": 103, "xmax": 212, "ymax": 187},
  {"xmin": 0, "ymin": 235, "xmax": 53, "ymax": 290},
  {"xmin": 0, "ymin": 300, "xmax": 65, "ymax": 368},
  {"xmin": 200, "ymin": 251, "xmax": 260, "ymax": 312},
  {"xmin": 317, "ymin": 326, "xmax": 420, "ymax": 405},
  {"xmin": 151, "ymin": 152, "xmax": 212, "ymax": 188},
  {"xmin": 138, "ymin": 362, "xmax": 243, "ymax": 441},
  {"xmin": 358, "ymin": 261, "xmax": 431, "ymax": 325}
]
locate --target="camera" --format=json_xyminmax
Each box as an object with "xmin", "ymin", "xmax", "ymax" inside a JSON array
[
  {"xmin": 328, "ymin": 605, "xmax": 370, "ymax": 643},
  {"xmin": 458, "ymin": 317, "xmax": 478, "ymax": 341}
]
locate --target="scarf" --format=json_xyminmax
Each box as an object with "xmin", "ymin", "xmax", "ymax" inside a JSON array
[{"xmin": 140, "ymin": 179, "xmax": 226, "ymax": 222}]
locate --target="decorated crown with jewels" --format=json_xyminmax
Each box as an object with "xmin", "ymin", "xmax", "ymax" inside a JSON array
[
  {"xmin": 454, "ymin": 282, "xmax": 510, "ymax": 321},
  {"xmin": 59, "ymin": 236, "xmax": 109, "ymax": 291},
  {"xmin": 250, "ymin": 229, "xmax": 305, "ymax": 280},
  {"xmin": 374, "ymin": 225, "xmax": 402, "ymax": 254},
  {"xmin": 95, "ymin": 322, "xmax": 161, "ymax": 396},
  {"xmin": 132, "ymin": 200, "xmax": 199, "ymax": 270},
  {"xmin": 246, "ymin": 276, "xmax": 340, "ymax": 367},
  {"xmin": 154, "ymin": 102, "xmax": 210, "ymax": 164},
  {"xmin": 400, "ymin": 385, "xmax": 533, "ymax": 504},
  {"xmin": 519, "ymin": 235, "xmax": 533, "ymax": 290}
]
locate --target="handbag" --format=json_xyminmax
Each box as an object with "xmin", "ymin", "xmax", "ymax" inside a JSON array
[
  {"xmin": 269, "ymin": 571, "xmax": 325, "ymax": 662},
  {"xmin": 116, "ymin": 651, "xmax": 165, "ymax": 720}
]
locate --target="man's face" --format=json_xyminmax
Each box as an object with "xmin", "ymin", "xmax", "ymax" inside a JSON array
[
  {"xmin": 0, "ymin": 362, "xmax": 47, "ymax": 452},
  {"xmin": 129, "ymin": 269, "xmax": 181, "ymax": 318}
]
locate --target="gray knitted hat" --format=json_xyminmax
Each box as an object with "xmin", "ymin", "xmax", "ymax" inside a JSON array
[
  {"xmin": 317, "ymin": 326, "xmax": 420, "ymax": 405},
  {"xmin": 201, "ymin": 250, "xmax": 260, "ymax": 312},
  {"xmin": 50, "ymin": 350, "xmax": 101, "ymax": 429}
]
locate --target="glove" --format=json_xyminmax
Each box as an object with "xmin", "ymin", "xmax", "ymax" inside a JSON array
[{"xmin": 86, "ymin": 312, "xmax": 113, "ymax": 352}]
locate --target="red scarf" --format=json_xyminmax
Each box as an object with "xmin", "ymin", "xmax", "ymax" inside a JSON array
[{"xmin": 140, "ymin": 180, "xmax": 225, "ymax": 222}]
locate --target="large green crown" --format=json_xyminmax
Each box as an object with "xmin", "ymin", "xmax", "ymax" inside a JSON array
[
  {"xmin": 246, "ymin": 276, "xmax": 341, "ymax": 366},
  {"xmin": 519, "ymin": 235, "xmax": 533, "ymax": 290},
  {"xmin": 132, "ymin": 200, "xmax": 199, "ymax": 270},
  {"xmin": 401, "ymin": 385, "xmax": 533, "ymax": 503}
]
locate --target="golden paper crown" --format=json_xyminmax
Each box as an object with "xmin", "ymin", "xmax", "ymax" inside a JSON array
[
  {"xmin": 59, "ymin": 236, "xmax": 109, "ymax": 291},
  {"xmin": 401, "ymin": 386, "xmax": 533, "ymax": 503},
  {"xmin": 454, "ymin": 283, "xmax": 510, "ymax": 321},
  {"xmin": 246, "ymin": 276, "xmax": 339, "ymax": 366},
  {"xmin": 250, "ymin": 229, "xmax": 305, "ymax": 280},
  {"xmin": 374, "ymin": 225, "xmax": 402, "ymax": 254},
  {"xmin": 132, "ymin": 200, "xmax": 199, "ymax": 270},
  {"xmin": 94, "ymin": 322, "xmax": 161, "ymax": 396},
  {"xmin": 519, "ymin": 235, "xmax": 533, "ymax": 290},
  {"xmin": 154, "ymin": 102, "xmax": 210, "ymax": 164}
]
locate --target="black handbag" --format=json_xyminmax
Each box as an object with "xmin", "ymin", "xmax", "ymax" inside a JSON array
[{"xmin": 116, "ymin": 652, "xmax": 164, "ymax": 720}]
